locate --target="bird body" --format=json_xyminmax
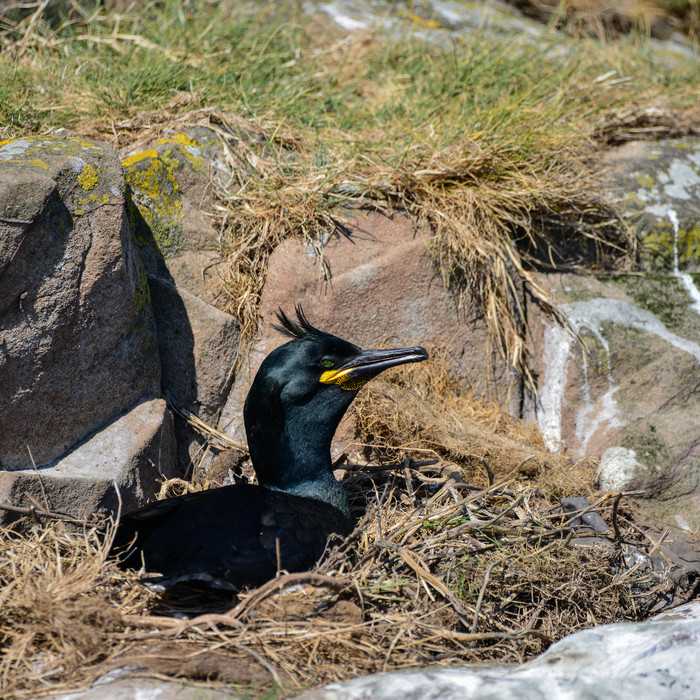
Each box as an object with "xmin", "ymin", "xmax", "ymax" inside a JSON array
[
  {"xmin": 113, "ymin": 484, "xmax": 351, "ymax": 589},
  {"xmin": 112, "ymin": 307, "xmax": 428, "ymax": 589}
]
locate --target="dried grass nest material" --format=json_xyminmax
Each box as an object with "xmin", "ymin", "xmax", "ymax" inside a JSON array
[{"xmin": 0, "ymin": 468, "xmax": 690, "ymax": 698}]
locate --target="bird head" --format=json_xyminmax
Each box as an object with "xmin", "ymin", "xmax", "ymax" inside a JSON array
[
  {"xmin": 243, "ymin": 306, "xmax": 428, "ymax": 497},
  {"xmin": 267, "ymin": 305, "xmax": 428, "ymax": 397}
]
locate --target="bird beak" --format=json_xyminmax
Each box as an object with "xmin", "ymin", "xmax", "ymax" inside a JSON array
[{"xmin": 320, "ymin": 345, "xmax": 429, "ymax": 389}]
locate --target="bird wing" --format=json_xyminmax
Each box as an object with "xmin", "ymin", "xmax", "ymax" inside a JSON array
[
  {"xmin": 111, "ymin": 485, "xmax": 351, "ymax": 589},
  {"xmin": 223, "ymin": 489, "xmax": 351, "ymax": 583}
]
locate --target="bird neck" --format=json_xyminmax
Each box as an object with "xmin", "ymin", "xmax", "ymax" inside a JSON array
[
  {"xmin": 267, "ymin": 474, "xmax": 350, "ymax": 517},
  {"xmin": 244, "ymin": 383, "xmax": 354, "ymax": 519}
]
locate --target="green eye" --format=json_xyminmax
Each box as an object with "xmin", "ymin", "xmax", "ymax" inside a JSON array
[{"xmin": 320, "ymin": 359, "xmax": 334, "ymax": 368}]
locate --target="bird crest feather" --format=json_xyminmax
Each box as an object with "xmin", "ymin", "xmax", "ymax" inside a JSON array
[{"xmin": 273, "ymin": 305, "xmax": 323, "ymax": 340}]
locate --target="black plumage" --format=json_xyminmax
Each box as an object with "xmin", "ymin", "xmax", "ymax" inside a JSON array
[{"xmin": 111, "ymin": 306, "xmax": 428, "ymax": 589}]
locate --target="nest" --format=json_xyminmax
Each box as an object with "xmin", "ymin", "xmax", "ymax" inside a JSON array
[
  {"xmin": 1, "ymin": 360, "xmax": 693, "ymax": 699},
  {"xmin": 0, "ymin": 468, "xmax": 684, "ymax": 699}
]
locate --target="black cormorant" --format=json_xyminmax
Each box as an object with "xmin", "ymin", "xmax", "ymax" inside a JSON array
[{"xmin": 111, "ymin": 306, "xmax": 428, "ymax": 589}]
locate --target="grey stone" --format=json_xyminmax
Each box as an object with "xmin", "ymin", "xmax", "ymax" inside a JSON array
[
  {"xmin": 121, "ymin": 129, "xmax": 228, "ymax": 306},
  {"xmin": 53, "ymin": 666, "xmax": 237, "ymax": 700},
  {"xmin": 528, "ymin": 273, "xmax": 700, "ymax": 532},
  {"xmin": 306, "ymin": 0, "xmax": 545, "ymax": 42},
  {"xmin": 149, "ymin": 276, "xmax": 239, "ymax": 424},
  {"xmin": 560, "ymin": 496, "xmax": 610, "ymax": 533},
  {"xmin": 300, "ymin": 601, "xmax": 700, "ymax": 700},
  {"xmin": 0, "ymin": 398, "xmax": 176, "ymax": 521},
  {"xmin": 0, "ymin": 136, "xmax": 160, "ymax": 469}
]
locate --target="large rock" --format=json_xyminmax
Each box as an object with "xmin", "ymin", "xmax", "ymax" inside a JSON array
[
  {"xmin": 306, "ymin": 0, "xmax": 545, "ymax": 41},
  {"xmin": 148, "ymin": 276, "xmax": 239, "ymax": 424},
  {"xmin": 122, "ymin": 129, "xmax": 229, "ymax": 306},
  {"xmin": 301, "ymin": 602, "xmax": 700, "ymax": 700},
  {"xmin": 529, "ymin": 273, "xmax": 700, "ymax": 531},
  {"xmin": 220, "ymin": 208, "xmax": 520, "ymax": 445},
  {"xmin": 0, "ymin": 136, "xmax": 161, "ymax": 469},
  {"xmin": 54, "ymin": 668, "xmax": 235, "ymax": 700},
  {"xmin": 527, "ymin": 137, "xmax": 700, "ymax": 532},
  {"xmin": 0, "ymin": 398, "xmax": 176, "ymax": 521},
  {"xmin": 601, "ymin": 137, "xmax": 700, "ymax": 272}
]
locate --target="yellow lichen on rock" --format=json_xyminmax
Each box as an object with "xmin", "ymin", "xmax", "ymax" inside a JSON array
[
  {"xmin": 123, "ymin": 149, "xmax": 184, "ymax": 254},
  {"xmin": 121, "ymin": 150, "xmax": 160, "ymax": 168},
  {"xmin": 156, "ymin": 133, "xmax": 198, "ymax": 148},
  {"xmin": 78, "ymin": 163, "xmax": 99, "ymax": 190}
]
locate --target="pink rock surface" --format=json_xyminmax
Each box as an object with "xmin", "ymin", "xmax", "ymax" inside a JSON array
[{"xmin": 220, "ymin": 208, "xmax": 519, "ymax": 445}]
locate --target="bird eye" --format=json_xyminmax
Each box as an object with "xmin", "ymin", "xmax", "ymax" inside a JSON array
[{"xmin": 320, "ymin": 358, "xmax": 334, "ymax": 368}]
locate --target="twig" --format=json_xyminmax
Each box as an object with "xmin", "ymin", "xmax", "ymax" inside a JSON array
[
  {"xmin": 610, "ymin": 491, "xmax": 643, "ymax": 540},
  {"xmin": 230, "ymin": 572, "xmax": 353, "ymax": 620},
  {"xmin": 165, "ymin": 391, "xmax": 247, "ymax": 452},
  {"xmin": 402, "ymin": 457, "xmax": 415, "ymax": 504},
  {"xmin": 27, "ymin": 445, "xmax": 50, "ymax": 510},
  {"xmin": 480, "ymin": 457, "xmax": 495, "ymax": 486},
  {"xmin": 477, "ymin": 493, "xmax": 526, "ymax": 530},
  {"xmin": 0, "ymin": 501, "xmax": 95, "ymax": 526},
  {"xmin": 612, "ymin": 491, "xmax": 624, "ymax": 540},
  {"xmin": 377, "ymin": 540, "xmax": 472, "ymax": 628},
  {"xmin": 471, "ymin": 554, "xmax": 513, "ymax": 633}
]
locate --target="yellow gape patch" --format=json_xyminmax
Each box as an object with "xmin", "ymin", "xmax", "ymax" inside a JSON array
[{"xmin": 319, "ymin": 369, "xmax": 370, "ymax": 391}]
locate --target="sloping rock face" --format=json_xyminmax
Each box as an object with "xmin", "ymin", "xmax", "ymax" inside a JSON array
[
  {"xmin": 307, "ymin": 0, "xmax": 545, "ymax": 41},
  {"xmin": 0, "ymin": 398, "xmax": 175, "ymax": 518},
  {"xmin": 149, "ymin": 278, "xmax": 238, "ymax": 424},
  {"xmin": 601, "ymin": 137, "xmax": 700, "ymax": 272},
  {"xmin": 219, "ymin": 208, "xmax": 520, "ymax": 447},
  {"xmin": 122, "ymin": 130, "xmax": 240, "ymax": 464},
  {"xmin": 122, "ymin": 130, "xmax": 227, "ymax": 306},
  {"xmin": 301, "ymin": 601, "xmax": 700, "ymax": 700},
  {"xmin": 529, "ymin": 137, "xmax": 700, "ymax": 532},
  {"xmin": 0, "ymin": 136, "xmax": 160, "ymax": 469}
]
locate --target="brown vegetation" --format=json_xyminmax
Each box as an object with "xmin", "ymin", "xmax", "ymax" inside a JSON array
[{"xmin": 507, "ymin": 0, "xmax": 700, "ymax": 41}]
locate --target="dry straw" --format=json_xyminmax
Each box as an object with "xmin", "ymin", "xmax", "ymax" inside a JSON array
[
  {"xmin": 161, "ymin": 110, "xmax": 635, "ymax": 387},
  {"xmin": 0, "ymin": 467, "xmax": 676, "ymax": 698},
  {"xmin": 92, "ymin": 103, "xmax": 636, "ymax": 386}
]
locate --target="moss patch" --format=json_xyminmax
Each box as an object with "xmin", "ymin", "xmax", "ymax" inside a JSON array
[
  {"xmin": 621, "ymin": 425, "xmax": 671, "ymax": 473},
  {"xmin": 607, "ymin": 273, "xmax": 700, "ymax": 340}
]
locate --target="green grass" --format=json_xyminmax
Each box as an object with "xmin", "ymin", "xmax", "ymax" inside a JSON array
[{"xmin": 1, "ymin": 1, "xmax": 697, "ymax": 146}]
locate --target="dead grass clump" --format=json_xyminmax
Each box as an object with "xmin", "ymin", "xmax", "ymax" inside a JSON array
[
  {"xmin": 205, "ymin": 117, "xmax": 635, "ymax": 387},
  {"xmin": 508, "ymin": 0, "xmax": 696, "ymax": 40},
  {"xmin": 0, "ymin": 523, "xmax": 152, "ymax": 699},
  {"xmin": 448, "ymin": 541, "xmax": 627, "ymax": 656},
  {"xmin": 594, "ymin": 101, "xmax": 700, "ymax": 144},
  {"xmin": 0, "ymin": 468, "xmax": 690, "ymax": 697},
  {"xmin": 352, "ymin": 349, "xmax": 592, "ymax": 497}
]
